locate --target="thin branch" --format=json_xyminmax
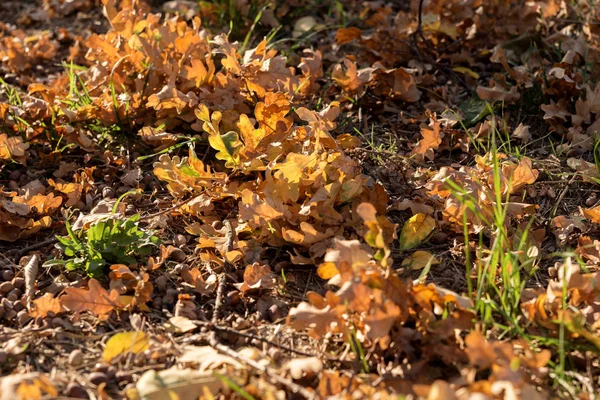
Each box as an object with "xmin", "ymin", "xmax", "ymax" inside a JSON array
[
  {"xmin": 14, "ymin": 237, "xmax": 59, "ymax": 263},
  {"xmin": 211, "ymin": 219, "xmax": 234, "ymax": 324},
  {"xmin": 212, "ymin": 340, "xmax": 317, "ymax": 400}
]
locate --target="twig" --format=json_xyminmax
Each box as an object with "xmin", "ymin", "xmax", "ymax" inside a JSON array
[
  {"xmin": 201, "ymin": 223, "xmax": 316, "ymax": 398},
  {"xmin": 139, "ymin": 195, "xmax": 196, "ymax": 222},
  {"xmin": 14, "ymin": 237, "xmax": 59, "ymax": 263},
  {"xmin": 412, "ymin": 0, "xmax": 429, "ymax": 49},
  {"xmin": 212, "ymin": 340, "xmax": 317, "ymax": 400},
  {"xmin": 189, "ymin": 321, "xmax": 332, "ymax": 360},
  {"xmin": 211, "ymin": 219, "xmax": 234, "ymax": 324}
]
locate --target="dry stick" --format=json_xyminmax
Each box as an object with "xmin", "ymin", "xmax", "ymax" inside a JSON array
[
  {"xmin": 211, "ymin": 219, "xmax": 234, "ymax": 325},
  {"xmin": 191, "ymin": 321, "xmax": 332, "ymax": 360},
  {"xmin": 205, "ymin": 222, "xmax": 316, "ymax": 399},
  {"xmin": 212, "ymin": 340, "xmax": 317, "ymax": 400},
  {"xmin": 139, "ymin": 195, "xmax": 196, "ymax": 222},
  {"xmin": 14, "ymin": 237, "xmax": 59, "ymax": 263}
]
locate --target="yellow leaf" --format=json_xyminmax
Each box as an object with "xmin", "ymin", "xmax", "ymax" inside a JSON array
[
  {"xmin": 452, "ymin": 66, "xmax": 480, "ymax": 80},
  {"xmin": 401, "ymin": 251, "xmax": 440, "ymax": 270},
  {"xmin": 317, "ymin": 262, "xmax": 339, "ymax": 279},
  {"xmin": 103, "ymin": 331, "xmax": 149, "ymax": 362},
  {"xmin": 399, "ymin": 213, "xmax": 435, "ymax": 250}
]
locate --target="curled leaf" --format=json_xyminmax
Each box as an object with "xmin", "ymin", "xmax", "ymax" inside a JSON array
[{"xmin": 399, "ymin": 213, "xmax": 435, "ymax": 250}]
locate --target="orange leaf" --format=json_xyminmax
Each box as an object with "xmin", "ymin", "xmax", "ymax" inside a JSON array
[
  {"xmin": 335, "ymin": 27, "xmax": 362, "ymax": 45},
  {"xmin": 412, "ymin": 120, "xmax": 442, "ymax": 161},
  {"xmin": 30, "ymin": 293, "xmax": 63, "ymax": 318},
  {"xmin": 60, "ymin": 279, "xmax": 122, "ymax": 317},
  {"xmin": 581, "ymin": 205, "xmax": 600, "ymax": 224}
]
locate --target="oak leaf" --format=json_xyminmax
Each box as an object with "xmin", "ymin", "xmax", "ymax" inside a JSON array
[
  {"xmin": 0, "ymin": 134, "xmax": 30, "ymax": 164},
  {"xmin": 335, "ymin": 27, "xmax": 362, "ymax": 45},
  {"xmin": 412, "ymin": 120, "xmax": 442, "ymax": 161},
  {"xmin": 234, "ymin": 263, "xmax": 276, "ymax": 294},
  {"xmin": 60, "ymin": 278, "xmax": 122, "ymax": 317},
  {"xmin": 30, "ymin": 293, "xmax": 63, "ymax": 318}
]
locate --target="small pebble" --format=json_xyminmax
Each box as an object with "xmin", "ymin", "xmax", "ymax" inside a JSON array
[
  {"xmin": 52, "ymin": 317, "xmax": 67, "ymax": 329},
  {"xmin": 0, "ymin": 282, "xmax": 13, "ymax": 294},
  {"xmin": 430, "ymin": 232, "xmax": 448, "ymax": 245},
  {"xmin": 102, "ymin": 187, "xmax": 115, "ymax": 199},
  {"xmin": 2, "ymin": 270, "xmax": 14, "ymax": 281},
  {"xmin": 173, "ymin": 234, "xmax": 187, "ymax": 247},
  {"xmin": 17, "ymin": 310, "xmax": 31, "ymax": 326},
  {"xmin": 226, "ymin": 291, "xmax": 240, "ymax": 306},
  {"xmin": 12, "ymin": 277, "xmax": 24, "ymax": 288},
  {"xmin": 116, "ymin": 370, "xmax": 133, "ymax": 384},
  {"xmin": 89, "ymin": 371, "xmax": 109, "ymax": 385},
  {"xmin": 106, "ymin": 366, "xmax": 117, "ymax": 379},
  {"xmin": 9, "ymin": 170, "xmax": 21, "ymax": 181},
  {"xmin": 65, "ymin": 382, "xmax": 88, "ymax": 399},
  {"xmin": 4, "ymin": 309, "xmax": 17, "ymax": 321},
  {"xmin": 155, "ymin": 275, "xmax": 168, "ymax": 292},
  {"xmin": 268, "ymin": 304, "xmax": 282, "ymax": 321},
  {"xmin": 93, "ymin": 362, "xmax": 109, "ymax": 373},
  {"xmin": 586, "ymin": 194, "xmax": 597, "ymax": 207},
  {"xmin": 170, "ymin": 248, "xmax": 186, "ymax": 262},
  {"xmin": 68, "ymin": 349, "xmax": 83, "ymax": 367}
]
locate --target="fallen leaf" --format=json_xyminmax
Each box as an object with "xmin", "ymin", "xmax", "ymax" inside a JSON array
[
  {"xmin": 179, "ymin": 346, "xmax": 241, "ymax": 371},
  {"xmin": 164, "ymin": 316, "xmax": 197, "ymax": 334},
  {"xmin": 412, "ymin": 120, "xmax": 442, "ymax": 161},
  {"xmin": 234, "ymin": 263, "xmax": 277, "ymax": 293},
  {"xmin": 103, "ymin": 331, "xmax": 149, "ymax": 362},
  {"xmin": 130, "ymin": 367, "xmax": 225, "ymax": 400},
  {"xmin": 317, "ymin": 262, "xmax": 339, "ymax": 280},
  {"xmin": 399, "ymin": 213, "xmax": 435, "ymax": 250},
  {"xmin": 581, "ymin": 205, "xmax": 600, "ymax": 224},
  {"xmin": 335, "ymin": 27, "xmax": 362, "ymax": 45},
  {"xmin": 512, "ymin": 123, "xmax": 531, "ymax": 141},
  {"xmin": 60, "ymin": 279, "xmax": 122, "ymax": 317},
  {"xmin": 476, "ymin": 85, "xmax": 520, "ymax": 103},
  {"xmin": 0, "ymin": 373, "xmax": 57, "ymax": 400},
  {"xmin": 30, "ymin": 293, "xmax": 62, "ymax": 318},
  {"xmin": 402, "ymin": 251, "xmax": 440, "ymax": 270}
]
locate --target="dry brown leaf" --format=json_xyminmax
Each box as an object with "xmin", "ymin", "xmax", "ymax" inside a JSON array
[
  {"xmin": 412, "ymin": 120, "xmax": 442, "ymax": 161},
  {"xmin": 60, "ymin": 278, "xmax": 122, "ymax": 317},
  {"xmin": 29, "ymin": 293, "xmax": 63, "ymax": 318},
  {"xmin": 335, "ymin": 27, "xmax": 362, "ymax": 45},
  {"xmin": 234, "ymin": 263, "xmax": 277, "ymax": 294},
  {"xmin": 476, "ymin": 85, "xmax": 520, "ymax": 103}
]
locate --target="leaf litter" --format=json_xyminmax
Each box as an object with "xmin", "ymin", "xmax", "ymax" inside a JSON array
[{"xmin": 0, "ymin": 0, "xmax": 600, "ymax": 399}]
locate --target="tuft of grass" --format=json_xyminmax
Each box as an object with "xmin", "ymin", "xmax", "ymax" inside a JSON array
[
  {"xmin": 45, "ymin": 191, "xmax": 159, "ymax": 277},
  {"xmin": 353, "ymin": 125, "xmax": 397, "ymax": 164}
]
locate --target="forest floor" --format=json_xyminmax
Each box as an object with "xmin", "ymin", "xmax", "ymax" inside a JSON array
[{"xmin": 1, "ymin": 0, "xmax": 600, "ymax": 399}]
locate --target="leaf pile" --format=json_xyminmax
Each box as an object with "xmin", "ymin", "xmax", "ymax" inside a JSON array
[{"xmin": 1, "ymin": 0, "xmax": 600, "ymax": 399}]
